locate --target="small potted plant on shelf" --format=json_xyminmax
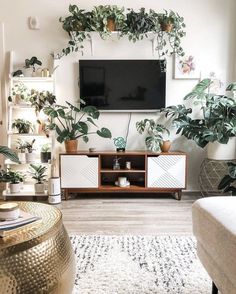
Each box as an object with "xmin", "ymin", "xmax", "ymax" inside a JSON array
[
  {"xmin": 28, "ymin": 164, "xmax": 47, "ymax": 194},
  {"xmin": 91, "ymin": 5, "xmax": 125, "ymax": 38},
  {"xmin": 58, "ymin": 4, "xmax": 93, "ymax": 58},
  {"xmin": 136, "ymin": 119, "xmax": 170, "ymax": 152},
  {"xmin": 156, "ymin": 10, "xmax": 186, "ymax": 57},
  {"xmin": 23, "ymin": 56, "xmax": 42, "ymax": 77},
  {"xmin": 161, "ymin": 79, "xmax": 236, "ymax": 160},
  {"xmin": 12, "ymin": 119, "xmax": 34, "ymax": 134},
  {"xmin": 44, "ymin": 100, "xmax": 112, "ymax": 152},
  {"xmin": 8, "ymin": 82, "xmax": 31, "ymax": 105},
  {"xmin": 25, "ymin": 139, "xmax": 36, "ymax": 163},
  {"xmin": 15, "ymin": 139, "xmax": 26, "ymax": 163},
  {"xmin": 29, "ymin": 90, "xmax": 56, "ymax": 114},
  {"xmin": 40, "ymin": 143, "xmax": 51, "ymax": 163},
  {"xmin": 123, "ymin": 8, "xmax": 158, "ymax": 42},
  {"xmin": 0, "ymin": 169, "xmax": 24, "ymax": 193}
]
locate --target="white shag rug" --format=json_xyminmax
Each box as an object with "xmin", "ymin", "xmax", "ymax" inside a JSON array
[{"xmin": 70, "ymin": 235, "xmax": 211, "ymax": 294}]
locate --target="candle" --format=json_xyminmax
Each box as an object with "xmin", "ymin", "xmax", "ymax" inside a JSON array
[{"xmin": 0, "ymin": 202, "xmax": 20, "ymax": 220}]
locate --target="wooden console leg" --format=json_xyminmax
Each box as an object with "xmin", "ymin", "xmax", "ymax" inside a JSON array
[
  {"xmin": 64, "ymin": 189, "xmax": 68, "ymax": 201},
  {"xmin": 177, "ymin": 190, "xmax": 182, "ymax": 201},
  {"xmin": 212, "ymin": 282, "xmax": 218, "ymax": 294}
]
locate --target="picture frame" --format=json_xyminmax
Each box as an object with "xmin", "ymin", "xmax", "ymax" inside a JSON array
[{"xmin": 174, "ymin": 55, "xmax": 200, "ymax": 79}]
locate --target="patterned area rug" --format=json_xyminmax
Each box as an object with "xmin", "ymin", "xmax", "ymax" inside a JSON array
[{"xmin": 70, "ymin": 235, "xmax": 211, "ymax": 294}]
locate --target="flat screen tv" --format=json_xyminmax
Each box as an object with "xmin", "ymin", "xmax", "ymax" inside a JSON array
[{"xmin": 79, "ymin": 59, "xmax": 166, "ymax": 112}]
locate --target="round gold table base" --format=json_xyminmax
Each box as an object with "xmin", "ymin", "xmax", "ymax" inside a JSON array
[{"xmin": 0, "ymin": 202, "xmax": 75, "ymax": 294}]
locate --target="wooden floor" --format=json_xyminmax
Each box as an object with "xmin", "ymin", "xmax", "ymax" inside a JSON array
[{"xmin": 58, "ymin": 193, "xmax": 200, "ymax": 236}]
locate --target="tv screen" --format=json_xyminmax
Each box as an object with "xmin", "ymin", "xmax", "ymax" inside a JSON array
[{"xmin": 79, "ymin": 59, "xmax": 166, "ymax": 112}]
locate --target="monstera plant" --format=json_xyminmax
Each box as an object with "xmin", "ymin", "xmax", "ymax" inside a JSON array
[
  {"xmin": 161, "ymin": 79, "xmax": 236, "ymax": 148},
  {"xmin": 44, "ymin": 100, "xmax": 112, "ymax": 152}
]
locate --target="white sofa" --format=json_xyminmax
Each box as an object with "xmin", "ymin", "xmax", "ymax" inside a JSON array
[{"xmin": 192, "ymin": 197, "xmax": 236, "ymax": 294}]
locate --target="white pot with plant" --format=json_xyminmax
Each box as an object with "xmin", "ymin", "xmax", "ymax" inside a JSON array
[
  {"xmin": 22, "ymin": 56, "xmax": 42, "ymax": 77},
  {"xmin": 161, "ymin": 79, "xmax": 236, "ymax": 160},
  {"xmin": 25, "ymin": 139, "xmax": 36, "ymax": 163},
  {"xmin": 136, "ymin": 119, "xmax": 170, "ymax": 152},
  {"xmin": 0, "ymin": 169, "xmax": 24, "ymax": 194},
  {"xmin": 29, "ymin": 164, "xmax": 47, "ymax": 194},
  {"xmin": 15, "ymin": 139, "xmax": 26, "ymax": 163}
]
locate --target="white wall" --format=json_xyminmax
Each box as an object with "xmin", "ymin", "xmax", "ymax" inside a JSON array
[{"xmin": 0, "ymin": 0, "xmax": 236, "ymax": 190}]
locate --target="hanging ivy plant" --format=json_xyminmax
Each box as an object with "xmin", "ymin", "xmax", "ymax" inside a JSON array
[{"xmin": 57, "ymin": 5, "xmax": 186, "ymax": 59}]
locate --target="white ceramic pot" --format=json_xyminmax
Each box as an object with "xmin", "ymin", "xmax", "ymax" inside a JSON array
[
  {"xmin": 9, "ymin": 183, "xmax": 21, "ymax": 193},
  {"xmin": 22, "ymin": 67, "xmax": 33, "ymax": 77},
  {"xmin": 18, "ymin": 152, "xmax": 26, "ymax": 163},
  {"xmin": 25, "ymin": 152, "xmax": 36, "ymax": 163},
  {"xmin": 34, "ymin": 183, "xmax": 45, "ymax": 194},
  {"xmin": 207, "ymin": 137, "xmax": 236, "ymax": 160}
]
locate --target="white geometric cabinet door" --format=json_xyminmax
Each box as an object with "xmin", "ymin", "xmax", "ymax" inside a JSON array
[
  {"xmin": 147, "ymin": 155, "xmax": 186, "ymax": 188},
  {"xmin": 60, "ymin": 155, "xmax": 98, "ymax": 188}
]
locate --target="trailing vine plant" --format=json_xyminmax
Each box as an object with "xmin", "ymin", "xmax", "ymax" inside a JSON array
[{"xmin": 57, "ymin": 5, "xmax": 186, "ymax": 59}]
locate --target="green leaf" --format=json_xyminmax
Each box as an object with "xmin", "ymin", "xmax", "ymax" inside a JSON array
[
  {"xmin": 0, "ymin": 146, "xmax": 20, "ymax": 163},
  {"xmin": 96, "ymin": 127, "xmax": 112, "ymax": 138}
]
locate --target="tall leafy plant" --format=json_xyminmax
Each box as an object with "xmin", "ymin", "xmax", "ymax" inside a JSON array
[
  {"xmin": 161, "ymin": 79, "xmax": 236, "ymax": 148},
  {"xmin": 44, "ymin": 100, "xmax": 112, "ymax": 143}
]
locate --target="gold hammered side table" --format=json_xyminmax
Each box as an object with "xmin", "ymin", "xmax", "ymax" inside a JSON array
[{"xmin": 0, "ymin": 202, "xmax": 75, "ymax": 294}]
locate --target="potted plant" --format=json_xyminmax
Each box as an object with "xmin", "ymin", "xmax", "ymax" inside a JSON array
[
  {"xmin": 25, "ymin": 139, "xmax": 36, "ymax": 163},
  {"xmin": 161, "ymin": 79, "xmax": 236, "ymax": 159},
  {"xmin": 123, "ymin": 8, "xmax": 157, "ymax": 42},
  {"xmin": 8, "ymin": 82, "xmax": 31, "ymax": 105},
  {"xmin": 218, "ymin": 162, "xmax": 236, "ymax": 195},
  {"xmin": 29, "ymin": 89, "xmax": 56, "ymax": 114},
  {"xmin": 44, "ymin": 100, "xmax": 112, "ymax": 152},
  {"xmin": 136, "ymin": 119, "xmax": 170, "ymax": 152},
  {"xmin": 23, "ymin": 56, "xmax": 42, "ymax": 77},
  {"xmin": 12, "ymin": 118, "xmax": 34, "ymax": 134},
  {"xmin": 15, "ymin": 139, "xmax": 26, "ymax": 163},
  {"xmin": 29, "ymin": 164, "xmax": 47, "ymax": 194},
  {"xmin": 157, "ymin": 10, "xmax": 186, "ymax": 57},
  {"xmin": 58, "ymin": 4, "xmax": 93, "ymax": 58},
  {"xmin": 0, "ymin": 169, "xmax": 24, "ymax": 193},
  {"xmin": 91, "ymin": 5, "xmax": 125, "ymax": 38},
  {"xmin": 40, "ymin": 143, "xmax": 51, "ymax": 163}
]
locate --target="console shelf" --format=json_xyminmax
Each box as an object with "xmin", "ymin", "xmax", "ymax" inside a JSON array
[{"xmin": 59, "ymin": 151, "xmax": 187, "ymax": 201}]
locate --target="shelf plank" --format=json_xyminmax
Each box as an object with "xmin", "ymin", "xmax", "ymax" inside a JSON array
[
  {"xmin": 11, "ymin": 77, "xmax": 54, "ymax": 82},
  {"xmin": 7, "ymin": 132, "xmax": 49, "ymax": 137},
  {"xmin": 100, "ymin": 169, "xmax": 145, "ymax": 173},
  {"xmin": 99, "ymin": 184, "xmax": 145, "ymax": 190},
  {"xmin": 2, "ymin": 189, "xmax": 48, "ymax": 197},
  {"xmin": 5, "ymin": 159, "xmax": 51, "ymax": 165}
]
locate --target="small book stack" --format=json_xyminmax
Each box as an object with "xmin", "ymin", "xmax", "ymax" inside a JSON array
[{"xmin": 0, "ymin": 207, "xmax": 41, "ymax": 238}]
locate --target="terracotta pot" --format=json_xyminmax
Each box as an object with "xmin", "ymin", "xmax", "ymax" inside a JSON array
[
  {"xmin": 161, "ymin": 140, "xmax": 171, "ymax": 152},
  {"xmin": 107, "ymin": 18, "xmax": 116, "ymax": 32},
  {"xmin": 161, "ymin": 23, "xmax": 173, "ymax": 33},
  {"xmin": 65, "ymin": 140, "xmax": 78, "ymax": 152}
]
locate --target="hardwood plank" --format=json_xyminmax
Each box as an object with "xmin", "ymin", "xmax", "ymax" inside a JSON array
[{"xmin": 59, "ymin": 193, "xmax": 200, "ymax": 235}]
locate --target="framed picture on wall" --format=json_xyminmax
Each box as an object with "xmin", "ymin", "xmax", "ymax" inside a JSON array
[{"xmin": 174, "ymin": 55, "xmax": 200, "ymax": 79}]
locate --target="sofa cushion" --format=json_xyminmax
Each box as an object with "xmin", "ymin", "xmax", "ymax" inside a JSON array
[{"xmin": 192, "ymin": 197, "xmax": 236, "ymax": 293}]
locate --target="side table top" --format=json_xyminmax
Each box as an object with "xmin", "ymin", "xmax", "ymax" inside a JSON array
[{"xmin": 0, "ymin": 202, "xmax": 61, "ymax": 251}]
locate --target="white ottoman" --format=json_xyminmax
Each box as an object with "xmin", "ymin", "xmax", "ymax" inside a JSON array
[{"xmin": 192, "ymin": 197, "xmax": 236, "ymax": 294}]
